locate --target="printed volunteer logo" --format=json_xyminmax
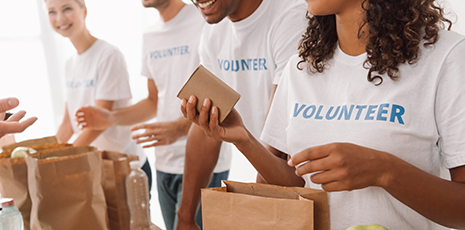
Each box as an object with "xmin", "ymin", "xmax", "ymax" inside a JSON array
[
  {"xmin": 66, "ymin": 79, "xmax": 94, "ymax": 88},
  {"xmin": 293, "ymin": 103, "xmax": 405, "ymax": 125},
  {"xmin": 150, "ymin": 45, "xmax": 190, "ymax": 59},
  {"xmin": 218, "ymin": 58, "xmax": 268, "ymax": 72}
]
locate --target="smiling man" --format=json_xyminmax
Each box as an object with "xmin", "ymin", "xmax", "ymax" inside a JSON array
[{"xmin": 176, "ymin": 0, "xmax": 308, "ymax": 229}]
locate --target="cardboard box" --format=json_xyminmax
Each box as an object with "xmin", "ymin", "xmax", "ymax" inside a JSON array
[
  {"xmin": 201, "ymin": 181, "xmax": 329, "ymax": 230},
  {"xmin": 177, "ymin": 65, "xmax": 241, "ymax": 123}
]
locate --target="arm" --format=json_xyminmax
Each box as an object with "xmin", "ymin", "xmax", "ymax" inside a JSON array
[
  {"xmin": 56, "ymin": 104, "xmax": 74, "ymax": 143},
  {"xmin": 75, "ymin": 79, "xmax": 158, "ymax": 129},
  {"xmin": 181, "ymin": 96, "xmax": 304, "ymax": 186},
  {"xmin": 130, "ymin": 117, "xmax": 192, "ymax": 148},
  {"xmin": 288, "ymin": 143, "xmax": 465, "ymax": 229},
  {"xmin": 0, "ymin": 98, "xmax": 37, "ymax": 138},
  {"xmin": 176, "ymin": 124, "xmax": 222, "ymax": 230},
  {"xmin": 72, "ymin": 100, "xmax": 114, "ymax": 146}
]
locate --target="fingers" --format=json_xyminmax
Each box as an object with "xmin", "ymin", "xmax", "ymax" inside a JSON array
[
  {"xmin": 198, "ymin": 99, "xmax": 212, "ymax": 133},
  {"xmin": 7, "ymin": 110, "xmax": 26, "ymax": 122},
  {"xmin": 293, "ymin": 158, "xmax": 329, "ymax": 176},
  {"xmin": 75, "ymin": 107, "xmax": 89, "ymax": 127},
  {"xmin": 180, "ymin": 99, "xmax": 188, "ymax": 118},
  {"xmin": 185, "ymin": 96, "xmax": 200, "ymax": 125},
  {"xmin": 130, "ymin": 123, "xmax": 152, "ymax": 132},
  {"xmin": 1, "ymin": 116, "xmax": 38, "ymax": 135},
  {"xmin": 0, "ymin": 98, "xmax": 19, "ymax": 113},
  {"xmin": 208, "ymin": 106, "xmax": 221, "ymax": 138},
  {"xmin": 288, "ymin": 145, "xmax": 330, "ymax": 167}
]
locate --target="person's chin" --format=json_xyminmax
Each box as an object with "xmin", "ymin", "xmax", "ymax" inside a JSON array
[{"xmin": 202, "ymin": 13, "xmax": 227, "ymax": 24}]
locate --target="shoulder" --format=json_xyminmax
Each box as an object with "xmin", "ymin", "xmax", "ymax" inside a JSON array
[
  {"xmin": 426, "ymin": 30, "xmax": 465, "ymax": 55},
  {"xmin": 95, "ymin": 40, "xmax": 124, "ymax": 57},
  {"xmin": 268, "ymin": 0, "xmax": 307, "ymax": 23},
  {"xmin": 417, "ymin": 30, "xmax": 465, "ymax": 66}
]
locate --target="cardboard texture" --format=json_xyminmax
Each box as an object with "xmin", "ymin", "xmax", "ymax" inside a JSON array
[
  {"xmin": 201, "ymin": 181, "xmax": 330, "ymax": 230},
  {"xmin": 25, "ymin": 146, "xmax": 109, "ymax": 230},
  {"xmin": 177, "ymin": 65, "xmax": 241, "ymax": 123},
  {"xmin": 101, "ymin": 151, "xmax": 138, "ymax": 230},
  {"xmin": 1, "ymin": 136, "xmax": 58, "ymax": 151},
  {"xmin": 0, "ymin": 136, "xmax": 70, "ymax": 230}
]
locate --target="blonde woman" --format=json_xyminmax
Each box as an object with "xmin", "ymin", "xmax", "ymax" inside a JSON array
[{"xmin": 45, "ymin": 0, "xmax": 151, "ymax": 188}]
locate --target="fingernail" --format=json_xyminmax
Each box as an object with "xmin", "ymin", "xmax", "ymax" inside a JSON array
[
  {"xmin": 8, "ymin": 98, "xmax": 18, "ymax": 107},
  {"xmin": 287, "ymin": 159, "xmax": 293, "ymax": 166},
  {"xmin": 203, "ymin": 98, "xmax": 208, "ymax": 107},
  {"xmin": 211, "ymin": 106, "xmax": 217, "ymax": 114},
  {"xmin": 188, "ymin": 96, "xmax": 194, "ymax": 103},
  {"xmin": 295, "ymin": 170, "xmax": 300, "ymax": 177}
]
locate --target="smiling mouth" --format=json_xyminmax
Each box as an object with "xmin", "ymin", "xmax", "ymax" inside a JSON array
[
  {"xmin": 58, "ymin": 24, "xmax": 72, "ymax": 30},
  {"xmin": 197, "ymin": 0, "xmax": 216, "ymax": 9}
]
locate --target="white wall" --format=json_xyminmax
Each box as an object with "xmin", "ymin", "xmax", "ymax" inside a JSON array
[{"xmin": 1, "ymin": 1, "xmax": 464, "ymax": 229}]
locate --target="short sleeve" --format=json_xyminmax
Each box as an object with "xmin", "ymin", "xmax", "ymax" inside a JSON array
[
  {"xmin": 435, "ymin": 39, "xmax": 465, "ymax": 169},
  {"xmin": 270, "ymin": 2, "xmax": 307, "ymax": 85},
  {"xmin": 140, "ymin": 40, "xmax": 151, "ymax": 79},
  {"xmin": 260, "ymin": 58, "xmax": 294, "ymax": 153},
  {"xmin": 95, "ymin": 49, "xmax": 132, "ymax": 100}
]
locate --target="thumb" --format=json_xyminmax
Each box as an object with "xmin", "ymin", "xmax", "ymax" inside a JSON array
[{"xmin": 0, "ymin": 98, "xmax": 19, "ymax": 113}]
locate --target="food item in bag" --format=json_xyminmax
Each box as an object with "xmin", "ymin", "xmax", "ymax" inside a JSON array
[
  {"xmin": 10, "ymin": 147, "xmax": 37, "ymax": 158},
  {"xmin": 346, "ymin": 224, "xmax": 388, "ymax": 230}
]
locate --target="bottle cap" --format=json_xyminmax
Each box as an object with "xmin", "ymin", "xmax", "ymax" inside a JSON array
[
  {"xmin": 0, "ymin": 198, "xmax": 14, "ymax": 208},
  {"xmin": 129, "ymin": 161, "xmax": 140, "ymax": 170}
]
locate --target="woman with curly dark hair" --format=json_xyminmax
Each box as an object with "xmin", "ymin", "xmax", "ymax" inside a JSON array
[{"xmin": 180, "ymin": 0, "xmax": 465, "ymax": 229}]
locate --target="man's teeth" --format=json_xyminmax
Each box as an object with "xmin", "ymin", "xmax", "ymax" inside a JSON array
[{"xmin": 198, "ymin": 0, "xmax": 216, "ymax": 9}]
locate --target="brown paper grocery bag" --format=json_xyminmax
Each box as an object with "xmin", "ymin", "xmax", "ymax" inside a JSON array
[
  {"xmin": 25, "ymin": 146, "xmax": 109, "ymax": 230},
  {"xmin": 201, "ymin": 180, "xmax": 329, "ymax": 230},
  {"xmin": 101, "ymin": 151, "xmax": 138, "ymax": 230},
  {"xmin": 0, "ymin": 134, "xmax": 16, "ymax": 149},
  {"xmin": 0, "ymin": 136, "xmax": 70, "ymax": 230}
]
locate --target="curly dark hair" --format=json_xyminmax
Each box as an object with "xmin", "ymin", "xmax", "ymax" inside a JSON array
[{"xmin": 297, "ymin": 0, "xmax": 452, "ymax": 85}]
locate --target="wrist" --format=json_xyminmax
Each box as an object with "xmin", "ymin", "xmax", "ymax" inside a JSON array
[
  {"xmin": 109, "ymin": 110, "xmax": 118, "ymax": 126},
  {"xmin": 376, "ymin": 152, "xmax": 398, "ymax": 189},
  {"xmin": 233, "ymin": 129, "xmax": 253, "ymax": 149}
]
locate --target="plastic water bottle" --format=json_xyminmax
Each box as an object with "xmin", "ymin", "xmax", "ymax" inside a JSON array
[
  {"xmin": 0, "ymin": 198, "xmax": 24, "ymax": 230},
  {"xmin": 126, "ymin": 161, "xmax": 152, "ymax": 230}
]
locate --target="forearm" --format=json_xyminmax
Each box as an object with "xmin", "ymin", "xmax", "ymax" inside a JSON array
[
  {"xmin": 72, "ymin": 128, "xmax": 104, "ymax": 146},
  {"xmin": 177, "ymin": 125, "xmax": 222, "ymax": 225},
  {"xmin": 111, "ymin": 98, "xmax": 157, "ymax": 126},
  {"xmin": 56, "ymin": 120, "xmax": 73, "ymax": 144},
  {"xmin": 236, "ymin": 130, "xmax": 304, "ymax": 187},
  {"xmin": 174, "ymin": 117, "xmax": 192, "ymax": 137},
  {"xmin": 382, "ymin": 155, "xmax": 465, "ymax": 228}
]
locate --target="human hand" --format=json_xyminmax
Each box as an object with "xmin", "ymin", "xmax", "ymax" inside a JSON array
[
  {"xmin": 288, "ymin": 143, "xmax": 392, "ymax": 192},
  {"xmin": 0, "ymin": 97, "xmax": 37, "ymax": 138},
  {"xmin": 175, "ymin": 218, "xmax": 201, "ymax": 230},
  {"xmin": 180, "ymin": 95, "xmax": 248, "ymax": 144},
  {"xmin": 130, "ymin": 120, "xmax": 188, "ymax": 148},
  {"xmin": 75, "ymin": 106, "xmax": 112, "ymax": 130}
]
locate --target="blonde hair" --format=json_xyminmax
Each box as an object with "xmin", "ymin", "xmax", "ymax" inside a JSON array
[{"xmin": 44, "ymin": 0, "xmax": 85, "ymax": 8}]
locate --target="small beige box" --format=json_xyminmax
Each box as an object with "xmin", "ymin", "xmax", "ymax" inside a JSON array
[{"xmin": 177, "ymin": 65, "xmax": 241, "ymax": 123}]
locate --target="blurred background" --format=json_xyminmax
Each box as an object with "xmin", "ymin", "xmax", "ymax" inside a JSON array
[{"xmin": 1, "ymin": 0, "xmax": 464, "ymax": 229}]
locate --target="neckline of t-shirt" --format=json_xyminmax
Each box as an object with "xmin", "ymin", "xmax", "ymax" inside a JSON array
[
  {"xmin": 334, "ymin": 43, "xmax": 367, "ymax": 66},
  {"xmin": 230, "ymin": 0, "xmax": 269, "ymax": 30},
  {"xmin": 162, "ymin": 4, "xmax": 191, "ymax": 28},
  {"xmin": 77, "ymin": 39, "xmax": 101, "ymax": 57}
]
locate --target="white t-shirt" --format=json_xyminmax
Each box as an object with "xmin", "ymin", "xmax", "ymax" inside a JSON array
[
  {"xmin": 141, "ymin": 4, "xmax": 229, "ymax": 174},
  {"xmin": 65, "ymin": 39, "xmax": 146, "ymax": 165},
  {"xmin": 199, "ymin": 0, "xmax": 307, "ymax": 165},
  {"xmin": 261, "ymin": 31, "xmax": 465, "ymax": 230}
]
